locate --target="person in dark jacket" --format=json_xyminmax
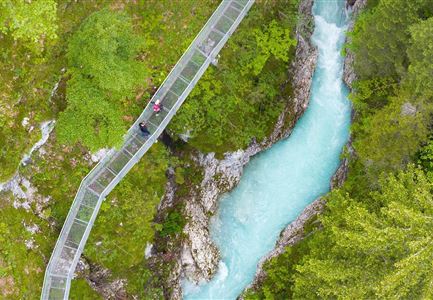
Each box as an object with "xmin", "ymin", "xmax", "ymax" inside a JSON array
[{"xmin": 139, "ymin": 122, "xmax": 150, "ymax": 137}]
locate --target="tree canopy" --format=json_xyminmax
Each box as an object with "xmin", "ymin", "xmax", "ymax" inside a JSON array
[
  {"xmin": 407, "ymin": 17, "xmax": 433, "ymax": 100},
  {"xmin": 0, "ymin": 0, "xmax": 58, "ymax": 52},
  {"xmin": 349, "ymin": 0, "xmax": 433, "ymax": 79},
  {"xmin": 56, "ymin": 8, "xmax": 147, "ymax": 151},
  {"xmin": 293, "ymin": 165, "xmax": 433, "ymax": 299},
  {"xmin": 348, "ymin": 0, "xmax": 433, "ymax": 184}
]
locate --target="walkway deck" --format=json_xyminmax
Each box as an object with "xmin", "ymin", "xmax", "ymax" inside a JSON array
[{"xmin": 41, "ymin": 0, "xmax": 254, "ymax": 299}]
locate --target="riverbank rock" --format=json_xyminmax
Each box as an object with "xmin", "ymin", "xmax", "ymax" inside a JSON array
[
  {"xmin": 181, "ymin": 145, "xmax": 263, "ymax": 284},
  {"xmin": 331, "ymin": 137, "xmax": 355, "ymax": 189},
  {"xmin": 343, "ymin": 0, "xmax": 368, "ymax": 88},
  {"xmin": 84, "ymin": 263, "xmax": 127, "ymax": 300},
  {"xmin": 169, "ymin": 0, "xmax": 318, "ymax": 298},
  {"xmin": 243, "ymin": 197, "xmax": 326, "ymax": 295}
]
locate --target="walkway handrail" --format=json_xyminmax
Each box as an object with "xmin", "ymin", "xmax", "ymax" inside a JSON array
[{"xmin": 41, "ymin": 0, "xmax": 255, "ymax": 299}]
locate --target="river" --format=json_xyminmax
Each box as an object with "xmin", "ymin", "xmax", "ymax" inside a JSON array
[{"xmin": 183, "ymin": 0, "xmax": 351, "ymax": 298}]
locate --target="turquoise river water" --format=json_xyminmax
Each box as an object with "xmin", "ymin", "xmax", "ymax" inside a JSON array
[{"xmin": 183, "ymin": 1, "xmax": 351, "ymax": 298}]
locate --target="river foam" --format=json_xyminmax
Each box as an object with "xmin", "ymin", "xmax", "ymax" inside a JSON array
[{"xmin": 183, "ymin": 1, "xmax": 351, "ymax": 298}]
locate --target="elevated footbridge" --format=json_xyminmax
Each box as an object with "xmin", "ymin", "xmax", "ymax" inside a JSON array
[{"xmin": 41, "ymin": 0, "xmax": 254, "ymax": 299}]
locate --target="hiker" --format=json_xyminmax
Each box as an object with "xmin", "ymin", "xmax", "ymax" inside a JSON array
[
  {"xmin": 138, "ymin": 122, "xmax": 150, "ymax": 137},
  {"xmin": 151, "ymin": 99, "xmax": 163, "ymax": 115}
]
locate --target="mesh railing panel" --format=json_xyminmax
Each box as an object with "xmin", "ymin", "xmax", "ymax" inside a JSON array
[{"xmin": 41, "ymin": 0, "xmax": 254, "ymax": 299}]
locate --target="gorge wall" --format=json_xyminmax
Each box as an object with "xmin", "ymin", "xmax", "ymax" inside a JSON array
[{"xmin": 156, "ymin": 0, "xmax": 318, "ymax": 298}]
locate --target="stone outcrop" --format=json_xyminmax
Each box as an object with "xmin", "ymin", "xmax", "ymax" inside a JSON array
[
  {"xmin": 167, "ymin": 0, "xmax": 318, "ymax": 298},
  {"xmin": 343, "ymin": 0, "xmax": 368, "ymax": 88},
  {"xmin": 331, "ymin": 137, "xmax": 354, "ymax": 189},
  {"xmin": 87, "ymin": 265, "xmax": 127, "ymax": 299},
  {"xmin": 401, "ymin": 102, "xmax": 417, "ymax": 116},
  {"xmin": 181, "ymin": 145, "xmax": 263, "ymax": 285}
]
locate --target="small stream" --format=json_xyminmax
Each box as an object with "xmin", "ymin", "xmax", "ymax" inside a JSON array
[
  {"xmin": 0, "ymin": 120, "xmax": 55, "ymax": 194},
  {"xmin": 183, "ymin": 1, "xmax": 351, "ymax": 299},
  {"xmin": 21, "ymin": 120, "xmax": 55, "ymax": 166}
]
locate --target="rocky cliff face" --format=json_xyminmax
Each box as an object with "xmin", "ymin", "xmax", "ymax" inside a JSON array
[
  {"xmin": 343, "ymin": 0, "xmax": 368, "ymax": 88},
  {"xmin": 163, "ymin": 0, "xmax": 318, "ymax": 298}
]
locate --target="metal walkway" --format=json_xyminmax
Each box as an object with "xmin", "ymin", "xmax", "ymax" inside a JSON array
[{"xmin": 41, "ymin": 0, "xmax": 254, "ymax": 299}]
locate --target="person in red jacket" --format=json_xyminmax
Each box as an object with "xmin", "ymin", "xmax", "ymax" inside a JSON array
[{"xmin": 151, "ymin": 99, "xmax": 163, "ymax": 115}]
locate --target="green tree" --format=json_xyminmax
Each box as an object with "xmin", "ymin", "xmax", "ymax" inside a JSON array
[
  {"xmin": 353, "ymin": 89, "xmax": 432, "ymax": 182},
  {"xmin": 0, "ymin": 0, "xmax": 58, "ymax": 52},
  {"xmin": 349, "ymin": 77, "xmax": 397, "ymax": 115},
  {"xmin": 160, "ymin": 210, "xmax": 186, "ymax": 237},
  {"xmin": 417, "ymin": 139, "xmax": 433, "ymax": 179},
  {"xmin": 56, "ymin": 8, "xmax": 147, "ymax": 151},
  {"xmin": 406, "ymin": 17, "xmax": 433, "ymax": 100},
  {"xmin": 245, "ymin": 20, "xmax": 297, "ymax": 76},
  {"xmin": 293, "ymin": 166, "xmax": 433, "ymax": 299},
  {"xmin": 348, "ymin": 2, "xmax": 433, "ymax": 186},
  {"xmin": 349, "ymin": 0, "xmax": 433, "ymax": 79}
]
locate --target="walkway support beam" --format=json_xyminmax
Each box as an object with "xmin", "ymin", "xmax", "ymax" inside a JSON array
[{"xmin": 41, "ymin": 0, "xmax": 254, "ymax": 299}]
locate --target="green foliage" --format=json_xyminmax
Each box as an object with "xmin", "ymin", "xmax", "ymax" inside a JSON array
[
  {"xmin": 159, "ymin": 210, "xmax": 186, "ymax": 237},
  {"xmin": 169, "ymin": 1, "xmax": 299, "ymax": 154},
  {"xmin": 0, "ymin": 126, "xmax": 38, "ymax": 182},
  {"xmin": 244, "ymin": 241, "xmax": 311, "ymax": 300},
  {"xmin": 0, "ymin": 1, "xmax": 218, "ymax": 298},
  {"xmin": 29, "ymin": 142, "xmax": 91, "ymax": 220},
  {"xmin": 245, "ymin": 20, "xmax": 297, "ymax": 76},
  {"xmin": 347, "ymin": 0, "xmax": 433, "ymax": 185},
  {"xmin": 349, "ymin": 0, "xmax": 433, "ymax": 79},
  {"xmin": 353, "ymin": 89, "xmax": 432, "ymax": 182},
  {"xmin": 0, "ymin": 3, "xmax": 115, "ymax": 298},
  {"xmin": 56, "ymin": 8, "xmax": 147, "ymax": 151},
  {"xmin": 174, "ymin": 167, "xmax": 185, "ymax": 185},
  {"xmin": 0, "ymin": 0, "xmax": 58, "ymax": 53},
  {"xmin": 0, "ymin": 0, "xmax": 216, "ymax": 182},
  {"xmin": 69, "ymin": 279, "xmax": 102, "ymax": 300},
  {"xmin": 137, "ymin": 0, "xmax": 218, "ymax": 85},
  {"xmin": 0, "ymin": 1, "xmax": 105, "ymax": 181},
  {"xmin": 0, "ymin": 192, "xmax": 55, "ymax": 299},
  {"xmin": 406, "ymin": 17, "xmax": 433, "ymax": 100},
  {"xmin": 293, "ymin": 166, "xmax": 433, "ymax": 299},
  {"xmin": 85, "ymin": 145, "xmax": 168, "ymax": 279},
  {"xmin": 349, "ymin": 77, "xmax": 397, "ymax": 114},
  {"xmin": 126, "ymin": 265, "xmax": 164, "ymax": 299},
  {"xmin": 417, "ymin": 139, "xmax": 433, "ymax": 178}
]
